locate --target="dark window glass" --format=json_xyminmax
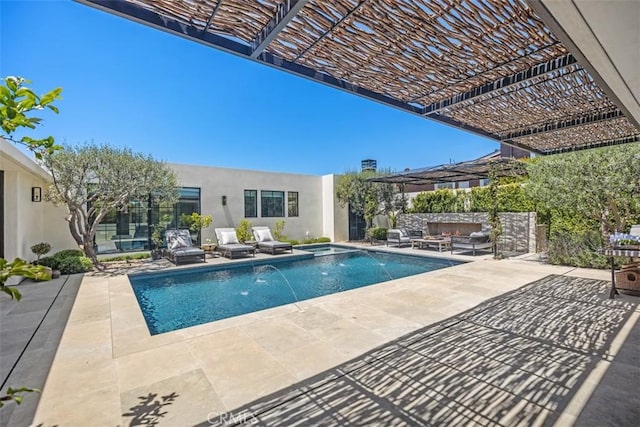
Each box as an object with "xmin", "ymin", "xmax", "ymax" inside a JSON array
[
  {"xmin": 288, "ymin": 191, "xmax": 299, "ymax": 217},
  {"xmin": 94, "ymin": 187, "xmax": 202, "ymax": 254},
  {"xmin": 244, "ymin": 190, "xmax": 257, "ymax": 218},
  {"xmin": 261, "ymin": 190, "xmax": 284, "ymax": 217}
]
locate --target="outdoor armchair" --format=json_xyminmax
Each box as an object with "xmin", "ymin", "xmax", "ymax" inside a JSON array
[{"xmin": 387, "ymin": 228, "xmax": 412, "ymax": 247}]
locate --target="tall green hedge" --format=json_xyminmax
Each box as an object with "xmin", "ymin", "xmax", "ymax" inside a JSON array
[{"xmin": 410, "ymin": 183, "xmax": 533, "ymax": 214}]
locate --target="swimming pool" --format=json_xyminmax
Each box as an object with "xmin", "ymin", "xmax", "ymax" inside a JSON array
[{"xmin": 129, "ymin": 248, "xmax": 462, "ymax": 334}]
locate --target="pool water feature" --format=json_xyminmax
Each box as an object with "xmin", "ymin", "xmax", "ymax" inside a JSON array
[{"xmin": 129, "ymin": 249, "xmax": 462, "ymax": 335}]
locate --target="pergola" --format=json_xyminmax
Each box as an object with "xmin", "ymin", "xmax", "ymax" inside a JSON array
[
  {"xmin": 78, "ymin": 0, "xmax": 640, "ymax": 154},
  {"xmin": 368, "ymin": 150, "xmax": 525, "ymax": 185}
]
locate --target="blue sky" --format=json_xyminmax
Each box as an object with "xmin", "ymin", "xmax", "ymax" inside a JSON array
[{"xmin": 1, "ymin": 0, "xmax": 498, "ymax": 175}]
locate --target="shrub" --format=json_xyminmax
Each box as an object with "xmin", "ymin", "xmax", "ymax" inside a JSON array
[
  {"xmin": 288, "ymin": 239, "xmax": 300, "ymax": 245},
  {"xmin": 57, "ymin": 256, "xmax": 93, "ymax": 274},
  {"xmin": 53, "ymin": 249, "xmax": 84, "ymax": 260},
  {"xmin": 31, "ymin": 242, "xmax": 52, "ymax": 262},
  {"xmin": 236, "ymin": 220, "xmax": 253, "ymax": 243},
  {"xmin": 314, "ymin": 237, "xmax": 331, "ymax": 243},
  {"xmin": 39, "ymin": 249, "xmax": 94, "ymax": 274},
  {"xmin": 37, "ymin": 256, "xmax": 59, "ymax": 270},
  {"xmin": 100, "ymin": 253, "xmax": 151, "ymax": 262},
  {"xmin": 548, "ymin": 230, "xmax": 608, "ymax": 269},
  {"xmin": 369, "ymin": 227, "xmax": 387, "ymax": 241}
]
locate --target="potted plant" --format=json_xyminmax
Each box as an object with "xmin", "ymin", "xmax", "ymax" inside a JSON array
[
  {"xmin": 150, "ymin": 226, "xmax": 164, "ymax": 261},
  {"xmin": 30, "ymin": 242, "xmax": 59, "ymax": 279},
  {"xmin": 30, "ymin": 242, "xmax": 52, "ymax": 264}
]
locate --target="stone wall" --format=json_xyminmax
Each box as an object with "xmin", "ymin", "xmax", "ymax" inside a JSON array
[{"xmin": 397, "ymin": 212, "xmax": 537, "ymax": 254}]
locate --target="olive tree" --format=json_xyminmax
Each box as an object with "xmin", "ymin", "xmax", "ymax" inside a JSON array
[
  {"xmin": 335, "ymin": 169, "xmax": 405, "ymax": 229},
  {"xmin": 42, "ymin": 143, "xmax": 180, "ymax": 267},
  {"xmin": 526, "ymin": 144, "xmax": 640, "ymax": 238}
]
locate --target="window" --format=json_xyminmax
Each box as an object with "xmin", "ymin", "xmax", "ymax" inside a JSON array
[
  {"xmin": 457, "ymin": 181, "xmax": 470, "ymax": 189},
  {"xmin": 261, "ymin": 190, "xmax": 284, "ymax": 217},
  {"xmin": 479, "ymin": 178, "xmax": 490, "ymax": 187},
  {"xmin": 244, "ymin": 190, "xmax": 257, "ymax": 218},
  {"xmin": 434, "ymin": 182, "xmax": 455, "ymax": 190},
  {"xmin": 288, "ymin": 191, "xmax": 299, "ymax": 217}
]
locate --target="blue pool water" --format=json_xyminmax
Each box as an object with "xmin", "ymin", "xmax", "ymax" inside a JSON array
[{"xmin": 129, "ymin": 248, "xmax": 462, "ymax": 335}]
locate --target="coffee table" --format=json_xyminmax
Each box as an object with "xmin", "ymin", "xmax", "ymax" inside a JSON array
[{"xmin": 411, "ymin": 237, "xmax": 451, "ymax": 252}]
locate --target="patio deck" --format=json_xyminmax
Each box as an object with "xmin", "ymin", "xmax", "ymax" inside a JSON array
[{"xmin": 12, "ymin": 246, "xmax": 639, "ymax": 425}]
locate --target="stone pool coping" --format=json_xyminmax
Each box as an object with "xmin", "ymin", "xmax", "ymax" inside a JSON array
[{"xmin": 32, "ymin": 245, "xmax": 622, "ymax": 425}]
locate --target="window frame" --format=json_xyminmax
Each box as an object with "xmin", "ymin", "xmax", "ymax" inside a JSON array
[
  {"xmin": 288, "ymin": 191, "xmax": 299, "ymax": 217},
  {"xmin": 261, "ymin": 190, "xmax": 285, "ymax": 218},
  {"xmin": 244, "ymin": 189, "xmax": 258, "ymax": 218}
]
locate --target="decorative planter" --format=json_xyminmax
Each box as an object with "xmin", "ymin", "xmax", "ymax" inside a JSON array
[{"xmin": 615, "ymin": 268, "xmax": 640, "ymax": 296}]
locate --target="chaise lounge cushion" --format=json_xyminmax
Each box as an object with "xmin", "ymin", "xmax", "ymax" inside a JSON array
[{"xmin": 164, "ymin": 229, "xmax": 205, "ymax": 265}]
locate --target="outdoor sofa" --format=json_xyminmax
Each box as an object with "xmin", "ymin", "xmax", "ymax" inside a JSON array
[
  {"xmin": 214, "ymin": 228, "xmax": 256, "ymax": 259},
  {"xmin": 387, "ymin": 228, "xmax": 422, "ymax": 247},
  {"xmin": 164, "ymin": 229, "xmax": 206, "ymax": 265},
  {"xmin": 450, "ymin": 231, "xmax": 494, "ymax": 255},
  {"xmin": 251, "ymin": 226, "xmax": 293, "ymax": 255}
]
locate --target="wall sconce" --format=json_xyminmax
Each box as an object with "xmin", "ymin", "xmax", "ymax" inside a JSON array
[
  {"xmin": 32, "ymin": 187, "xmax": 42, "ymax": 202},
  {"xmin": 221, "ymin": 195, "xmax": 227, "ymax": 206}
]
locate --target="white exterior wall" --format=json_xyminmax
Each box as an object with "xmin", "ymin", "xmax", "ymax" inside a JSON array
[
  {"xmin": 170, "ymin": 163, "xmax": 332, "ymax": 243},
  {"xmin": 0, "ymin": 139, "xmax": 77, "ymax": 262},
  {"xmin": 321, "ymin": 174, "xmax": 349, "ymax": 242}
]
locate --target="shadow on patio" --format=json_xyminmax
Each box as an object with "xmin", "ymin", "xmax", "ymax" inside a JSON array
[{"xmin": 200, "ymin": 275, "xmax": 638, "ymax": 426}]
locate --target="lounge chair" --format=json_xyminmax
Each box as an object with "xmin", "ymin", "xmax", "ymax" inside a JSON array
[
  {"xmin": 214, "ymin": 228, "xmax": 256, "ymax": 259},
  {"xmin": 165, "ymin": 229, "xmax": 206, "ymax": 265},
  {"xmin": 387, "ymin": 228, "xmax": 412, "ymax": 247},
  {"xmin": 251, "ymin": 226, "xmax": 293, "ymax": 255}
]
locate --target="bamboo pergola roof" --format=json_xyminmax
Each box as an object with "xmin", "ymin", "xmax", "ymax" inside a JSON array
[
  {"xmin": 78, "ymin": 0, "xmax": 640, "ymax": 154},
  {"xmin": 368, "ymin": 150, "xmax": 526, "ymax": 185}
]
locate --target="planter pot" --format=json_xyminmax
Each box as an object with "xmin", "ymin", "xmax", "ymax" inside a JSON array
[
  {"xmin": 52, "ymin": 269, "xmax": 61, "ymax": 279},
  {"xmin": 151, "ymin": 250, "xmax": 162, "ymax": 261}
]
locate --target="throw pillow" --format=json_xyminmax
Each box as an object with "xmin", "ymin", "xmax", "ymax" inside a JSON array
[
  {"xmin": 221, "ymin": 230, "xmax": 239, "ymax": 245},
  {"xmin": 256, "ymin": 229, "xmax": 273, "ymax": 242}
]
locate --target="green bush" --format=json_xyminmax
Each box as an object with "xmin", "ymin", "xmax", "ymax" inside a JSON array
[
  {"xmin": 314, "ymin": 237, "xmax": 331, "ymax": 243},
  {"xmin": 57, "ymin": 256, "xmax": 93, "ymax": 274},
  {"xmin": 37, "ymin": 256, "xmax": 59, "ymax": 269},
  {"xmin": 369, "ymin": 227, "xmax": 387, "ymax": 240},
  {"xmin": 53, "ymin": 249, "xmax": 84, "ymax": 260},
  {"xmin": 548, "ymin": 230, "xmax": 608, "ymax": 269},
  {"xmin": 236, "ymin": 220, "xmax": 253, "ymax": 243},
  {"xmin": 287, "ymin": 239, "xmax": 300, "ymax": 245},
  {"xmin": 38, "ymin": 249, "xmax": 94, "ymax": 274}
]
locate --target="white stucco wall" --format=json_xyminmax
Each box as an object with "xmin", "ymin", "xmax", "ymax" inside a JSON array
[
  {"xmin": 0, "ymin": 139, "xmax": 77, "ymax": 262},
  {"xmin": 321, "ymin": 174, "xmax": 349, "ymax": 242},
  {"xmin": 170, "ymin": 163, "xmax": 328, "ymax": 242}
]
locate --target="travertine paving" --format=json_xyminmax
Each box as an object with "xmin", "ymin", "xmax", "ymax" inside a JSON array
[{"xmin": 31, "ymin": 246, "xmax": 637, "ymax": 426}]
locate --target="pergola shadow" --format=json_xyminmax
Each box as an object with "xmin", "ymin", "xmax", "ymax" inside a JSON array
[{"xmin": 201, "ymin": 275, "xmax": 637, "ymax": 426}]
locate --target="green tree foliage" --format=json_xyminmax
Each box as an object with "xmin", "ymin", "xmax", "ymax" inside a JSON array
[
  {"xmin": 42, "ymin": 143, "xmax": 180, "ymax": 267},
  {"xmin": 526, "ymin": 145, "xmax": 640, "ymax": 238},
  {"xmin": 0, "ymin": 76, "xmax": 62, "ymax": 159},
  {"xmin": 335, "ymin": 169, "xmax": 405, "ymax": 228}
]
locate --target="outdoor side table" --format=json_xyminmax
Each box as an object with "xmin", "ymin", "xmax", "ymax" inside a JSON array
[
  {"xmin": 600, "ymin": 248, "xmax": 640, "ymax": 299},
  {"xmin": 201, "ymin": 243, "xmax": 218, "ymax": 258}
]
